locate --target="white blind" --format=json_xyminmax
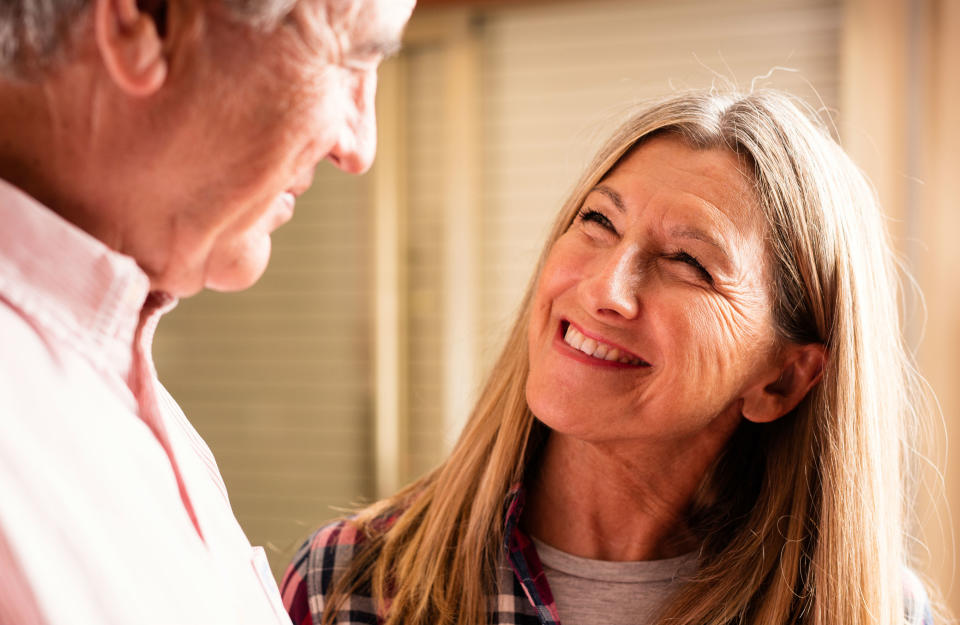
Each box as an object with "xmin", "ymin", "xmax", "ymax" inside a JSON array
[{"xmin": 405, "ymin": 43, "xmax": 450, "ymax": 479}]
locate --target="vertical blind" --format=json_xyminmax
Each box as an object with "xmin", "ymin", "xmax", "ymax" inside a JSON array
[{"xmin": 405, "ymin": 43, "xmax": 451, "ymax": 480}]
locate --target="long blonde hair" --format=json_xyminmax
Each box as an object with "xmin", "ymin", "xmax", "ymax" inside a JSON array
[{"xmin": 323, "ymin": 90, "xmax": 930, "ymax": 625}]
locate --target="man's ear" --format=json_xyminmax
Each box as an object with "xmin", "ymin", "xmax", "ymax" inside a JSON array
[
  {"xmin": 94, "ymin": 0, "xmax": 168, "ymax": 96},
  {"xmin": 741, "ymin": 342, "xmax": 826, "ymax": 424}
]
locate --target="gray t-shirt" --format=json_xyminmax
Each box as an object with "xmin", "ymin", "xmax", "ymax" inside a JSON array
[{"xmin": 532, "ymin": 537, "xmax": 697, "ymax": 625}]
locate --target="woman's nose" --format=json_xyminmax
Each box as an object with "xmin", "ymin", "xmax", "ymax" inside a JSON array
[
  {"xmin": 327, "ymin": 68, "xmax": 378, "ymax": 175},
  {"xmin": 578, "ymin": 244, "xmax": 643, "ymax": 320}
]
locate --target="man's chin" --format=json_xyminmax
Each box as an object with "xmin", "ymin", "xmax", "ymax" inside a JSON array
[{"xmin": 203, "ymin": 235, "xmax": 273, "ymax": 293}]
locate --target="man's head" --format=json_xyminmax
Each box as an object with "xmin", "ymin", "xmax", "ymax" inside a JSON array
[{"xmin": 0, "ymin": 0, "xmax": 414, "ymax": 295}]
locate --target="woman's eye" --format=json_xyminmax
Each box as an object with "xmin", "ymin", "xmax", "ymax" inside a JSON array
[
  {"xmin": 669, "ymin": 251, "xmax": 713, "ymax": 284},
  {"xmin": 577, "ymin": 208, "xmax": 617, "ymax": 234}
]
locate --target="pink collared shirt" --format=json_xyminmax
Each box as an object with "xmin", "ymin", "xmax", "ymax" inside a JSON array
[{"xmin": 0, "ymin": 178, "xmax": 291, "ymax": 625}]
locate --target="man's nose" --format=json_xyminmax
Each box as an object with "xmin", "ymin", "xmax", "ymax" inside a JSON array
[
  {"xmin": 328, "ymin": 68, "xmax": 378, "ymax": 175},
  {"xmin": 579, "ymin": 243, "xmax": 643, "ymax": 320}
]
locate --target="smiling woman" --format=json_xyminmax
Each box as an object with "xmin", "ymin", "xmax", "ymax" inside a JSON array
[
  {"xmin": 526, "ymin": 137, "xmax": 822, "ymax": 453},
  {"xmin": 281, "ymin": 89, "xmax": 938, "ymax": 625}
]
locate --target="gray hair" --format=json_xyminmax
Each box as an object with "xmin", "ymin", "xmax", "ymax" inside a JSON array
[{"xmin": 0, "ymin": 0, "xmax": 299, "ymax": 77}]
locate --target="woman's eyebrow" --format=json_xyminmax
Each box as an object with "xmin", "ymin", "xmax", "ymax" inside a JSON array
[
  {"xmin": 668, "ymin": 225, "xmax": 733, "ymax": 265},
  {"xmin": 591, "ymin": 184, "xmax": 626, "ymax": 212},
  {"xmin": 591, "ymin": 184, "xmax": 734, "ymax": 264}
]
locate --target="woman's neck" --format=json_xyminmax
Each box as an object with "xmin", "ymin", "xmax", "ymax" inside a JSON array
[{"xmin": 521, "ymin": 424, "xmax": 736, "ymax": 562}]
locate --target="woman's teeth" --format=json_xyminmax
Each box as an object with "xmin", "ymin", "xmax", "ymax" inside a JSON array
[{"xmin": 562, "ymin": 324, "xmax": 644, "ymax": 365}]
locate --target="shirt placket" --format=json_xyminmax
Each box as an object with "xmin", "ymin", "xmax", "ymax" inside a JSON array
[
  {"xmin": 132, "ymin": 292, "xmax": 205, "ymax": 542},
  {"xmin": 503, "ymin": 487, "xmax": 562, "ymax": 625}
]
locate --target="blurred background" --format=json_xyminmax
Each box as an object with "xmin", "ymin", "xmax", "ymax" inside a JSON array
[{"xmin": 153, "ymin": 0, "xmax": 960, "ymax": 613}]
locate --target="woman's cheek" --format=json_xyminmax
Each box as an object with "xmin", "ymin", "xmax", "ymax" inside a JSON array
[
  {"xmin": 662, "ymin": 301, "xmax": 731, "ymax": 381},
  {"xmin": 540, "ymin": 244, "xmax": 587, "ymax": 302}
]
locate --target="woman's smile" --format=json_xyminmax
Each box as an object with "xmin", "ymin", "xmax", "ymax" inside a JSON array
[{"xmin": 556, "ymin": 320, "xmax": 650, "ymax": 368}]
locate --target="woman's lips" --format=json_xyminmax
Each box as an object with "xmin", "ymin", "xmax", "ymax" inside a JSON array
[{"xmin": 555, "ymin": 320, "xmax": 651, "ymax": 368}]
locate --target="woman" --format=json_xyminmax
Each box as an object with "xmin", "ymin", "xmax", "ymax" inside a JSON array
[{"xmin": 281, "ymin": 89, "xmax": 937, "ymax": 625}]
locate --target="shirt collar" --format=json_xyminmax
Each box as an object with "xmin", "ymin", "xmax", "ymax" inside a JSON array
[
  {"xmin": 503, "ymin": 483, "xmax": 562, "ymax": 624},
  {"xmin": 0, "ymin": 177, "xmax": 175, "ymax": 379}
]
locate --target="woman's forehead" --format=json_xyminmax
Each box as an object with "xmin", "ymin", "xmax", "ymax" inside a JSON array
[{"xmin": 597, "ymin": 135, "xmax": 761, "ymax": 230}]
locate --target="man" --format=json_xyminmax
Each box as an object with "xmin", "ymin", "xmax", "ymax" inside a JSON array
[{"xmin": 0, "ymin": 0, "xmax": 414, "ymax": 622}]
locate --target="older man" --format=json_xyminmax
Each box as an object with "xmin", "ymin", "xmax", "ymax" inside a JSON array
[{"xmin": 0, "ymin": 0, "xmax": 414, "ymax": 623}]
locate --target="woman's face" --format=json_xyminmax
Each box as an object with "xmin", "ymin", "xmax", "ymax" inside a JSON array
[{"xmin": 526, "ymin": 135, "xmax": 784, "ymax": 446}]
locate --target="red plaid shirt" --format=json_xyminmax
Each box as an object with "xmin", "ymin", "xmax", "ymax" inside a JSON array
[
  {"xmin": 280, "ymin": 485, "xmax": 555, "ymax": 625},
  {"xmin": 280, "ymin": 485, "xmax": 934, "ymax": 625}
]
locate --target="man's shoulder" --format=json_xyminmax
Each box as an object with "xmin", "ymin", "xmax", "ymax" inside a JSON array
[
  {"xmin": 0, "ymin": 297, "xmax": 72, "ymax": 402},
  {"xmin": 0, "ymin": 295, "xmax": 56, "ymax": 355},
  {"xmin": 0, "ymin": 295, "xmax": 131, "ymax": 415}
]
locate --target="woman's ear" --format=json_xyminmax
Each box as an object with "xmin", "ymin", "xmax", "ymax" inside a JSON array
[
  {"xmin": 741, "ymin": 342, "xmax": 826, "ymax": 424},
  {"xmin": 94, "ymin": 0, "xmax": 168, "ymax": 96}
]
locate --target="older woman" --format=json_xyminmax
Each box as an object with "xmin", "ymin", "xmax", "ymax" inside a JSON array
[{"xmin": 282, "ymin": 90, "xmax": 937, "ymax": 625}]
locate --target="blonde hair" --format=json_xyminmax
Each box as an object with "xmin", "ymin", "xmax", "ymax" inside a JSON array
[{"xmin": 323, "ymin": 89, "xmax": 931, "ymax": 625}]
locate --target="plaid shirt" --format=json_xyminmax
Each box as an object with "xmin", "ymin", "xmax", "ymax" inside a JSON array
[
  {"xmin": 280, "ymin": 485, "xmax": 934, "ymax": 625},
  {"xmin": 280, "ymin": 485, "xmax": 553, "ymax": 625}
]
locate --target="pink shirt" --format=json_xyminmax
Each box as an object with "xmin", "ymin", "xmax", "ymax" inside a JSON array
[{"xmin": 0, "ymin": 178, "xmax": 291, "ymax": 625}]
